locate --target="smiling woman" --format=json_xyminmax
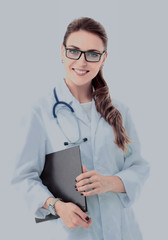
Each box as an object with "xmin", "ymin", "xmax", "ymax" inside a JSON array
[
  {"xmin": 12, "ymin": 17, "xmax": 150, "ymax": 240},
  {"xmin": 61, "ymin": 30, "xmax": 107, "ymax": 92}
]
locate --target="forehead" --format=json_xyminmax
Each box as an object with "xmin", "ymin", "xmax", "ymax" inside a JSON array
[{"xmin": 66, "ymin": 30, "xmax": 105, "ymax": 51}]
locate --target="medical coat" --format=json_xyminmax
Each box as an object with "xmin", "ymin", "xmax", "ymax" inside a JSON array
[{"xmin": 12, "ymin": 79, "xmax": 150, "ymax": 240}]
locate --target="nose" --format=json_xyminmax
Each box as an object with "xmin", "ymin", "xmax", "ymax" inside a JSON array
[{"xmin": 78, "ymin": 52, "xmax": 87, "ymax": 66}]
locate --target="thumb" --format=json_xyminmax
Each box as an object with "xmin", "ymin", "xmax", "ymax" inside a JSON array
[{"xmin": 82, "ymin": 165, "xmax": 88, "ymax": 173}]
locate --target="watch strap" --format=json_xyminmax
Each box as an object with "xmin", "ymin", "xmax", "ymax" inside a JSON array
[{"xmin": 48, "ymin": 198, "xmax": 62, "ymax": 216}]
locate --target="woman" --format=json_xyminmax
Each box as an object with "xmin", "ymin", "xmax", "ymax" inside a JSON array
[{"xmin": 12, "ymin": 17, "xmax": 149, "ymax": 240}]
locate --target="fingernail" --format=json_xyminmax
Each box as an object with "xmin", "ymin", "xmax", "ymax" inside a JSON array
[
  {"xmin": 80, "ymin": 193, "xmax": 83, "ymax": 195},
  {"xmin": 85, "ymin": 216, "xmax": 90, "ymax": 221},
  {"xmin": 75, "ymin": 179, "xmax": 77, "ymax": 182}
]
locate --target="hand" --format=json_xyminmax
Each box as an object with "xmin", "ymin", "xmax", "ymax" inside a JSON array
[
  {"xmin": 75, "ymin": 165, "xmax": 110, "ymax": 196},
  {"xmin": 55, "ymin": 201, "xmax": 92, "ymax": 229}
]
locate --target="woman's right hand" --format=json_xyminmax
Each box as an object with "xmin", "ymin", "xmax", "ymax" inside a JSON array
[{"xmin": 55, "ymin": 201, "xmax": 92, "ymax": 229}]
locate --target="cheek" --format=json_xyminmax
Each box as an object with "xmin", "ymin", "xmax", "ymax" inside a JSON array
[
  {"xmin": 90, "ymin": 65, "xmax": 101, "ymax": 76},
  {"xmin": 64, "ymin": 61, "xmax": 73, "ymax": 72}
]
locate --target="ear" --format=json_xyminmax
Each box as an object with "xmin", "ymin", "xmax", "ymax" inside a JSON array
[
  {"xmin": 101, "ymin": 51, "xmax": 108, "ymax": 68},
  {"xmin": 61, "ymin": 44, "xmax": 65, "ymax": 60}
]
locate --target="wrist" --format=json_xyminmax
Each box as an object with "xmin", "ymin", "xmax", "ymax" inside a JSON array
[
  {"xmin": 54, "ymin": 200, "xmax": 65, "ymax": 216},
  {"xmin": 104, "ymin": 176, "xmax": 114, "ymax": 192},
  {"xmin": 48, "ymin": 198, "xmax": 63, "ymax": 216},
  {"xmin": 105, "ymin": 176, "xmax": 126, "ymax": 193},
  {"xmin": 43, "ymin": 197, "xmax": 55, "ymax": 210},
  {"xmin": 43, "ymin": 197, "xmax": 63, "ymax": 216}
]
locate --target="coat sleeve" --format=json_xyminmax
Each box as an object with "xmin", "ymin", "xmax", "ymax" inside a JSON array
[
  {"xmin": 114, "ymin": 108, "xmax": 150, "ymax": 207},
  {"xmin": 11, "ymin": 107, "xmax": 54, "ymax": 219}
]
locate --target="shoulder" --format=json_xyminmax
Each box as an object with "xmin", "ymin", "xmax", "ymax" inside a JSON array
[
  {"xmin": 32, "ymin": 85, "xmax": 56, "ymax": 114},
  {"xmin": 111, "ymin": 97, "xmax": 129, "ymax": 121},
  {"xmin": 22, "ymin": 85, "xmax": 57, "ymax": 126},
  {"xmin": 111, "ymin": 98, "xmax": 128, "ymax": 111}
]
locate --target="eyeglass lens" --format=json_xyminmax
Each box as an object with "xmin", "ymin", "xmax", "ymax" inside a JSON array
[{"xmin": 66, "ymin": 49, "xmax": 101, "ymax": 62}]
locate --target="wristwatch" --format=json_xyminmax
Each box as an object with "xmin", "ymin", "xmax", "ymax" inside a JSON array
[{"xmin": 48, "ymin": 198, "xmax": 62, "ymax": 216}]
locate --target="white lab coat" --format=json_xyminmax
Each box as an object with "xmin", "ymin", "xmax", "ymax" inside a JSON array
[{"xmin": 12, "ymin": 79, "xmax": 149, "ymax": 240}]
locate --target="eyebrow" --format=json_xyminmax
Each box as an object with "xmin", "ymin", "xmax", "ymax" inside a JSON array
[{"xmin": 67, "ymin": 45, "xmax": 101, "ymax": 53}]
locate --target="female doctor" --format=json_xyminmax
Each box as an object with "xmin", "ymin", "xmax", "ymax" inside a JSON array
[{"xmin": 12, "ymin": 17, "xmax": 149, "ymax": 240}]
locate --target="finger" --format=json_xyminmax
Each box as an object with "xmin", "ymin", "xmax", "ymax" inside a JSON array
[
  {"xmin": 74, "ymin": 213, "xmax": 92, "ymax": 228},
  {"xmin": 73, "ymin": 205, "xmax": 91, "ymax": 224},
  {"xmin": 81, "ymin": 188, "xmax": 99, "ymax": 196},
  {"xmin": 76, "ymin": 178, "xmax": 91, "ymax": 188},
  {"xmin": 77, "ymin": 182, "xmax": 96, "ymax": 192},
  {"xmin": 82, "ymin": 165, "xmax": 88, "ymax": 173},
  {"xmin": 76, "ymin": 175, "xmax": 97, "ymax": 188},
  {"xmin": 76, "ymin": 170, "xmax": 96, "ymax": 182}
]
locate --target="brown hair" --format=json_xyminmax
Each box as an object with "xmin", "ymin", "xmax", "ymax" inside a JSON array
[{"xmin": 63, "ymin": 17, "xmax": 131, "ymax": 152}]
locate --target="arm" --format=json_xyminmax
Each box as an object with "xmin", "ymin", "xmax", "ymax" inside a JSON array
[
  {"xmin": 11, "ymin": 107, "xmax": 53, "ymax": 218},
  {"xmin": 76, "ymin": 108, "xmax": 150, "ymax": 207},
  {"xmin": 11, "ymin": 106, "xmax": 92, "ymax": 227},
  {"xmin": 43, "ymin": 197, "xmax": 92, "ymax": 229},
  {"xmin": 114, "ymin": 108, "xmax": 150, "ymax": 207},
  {"xmin": 75, "ymin": 167, "xmax": 126, "ymax": 195},
  {"xmin": 103, "ymin": 175, "xmax": 126, "ymax": 193}
]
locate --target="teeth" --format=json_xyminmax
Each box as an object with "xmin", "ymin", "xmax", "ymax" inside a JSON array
[{"xmin": 74, "ymin": 69, "xmax": 88, "ymax": 74}]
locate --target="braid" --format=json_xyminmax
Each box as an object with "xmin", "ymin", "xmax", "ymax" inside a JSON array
[
  {"xmin": 92, "ymin": 70, "xmax": 131, "ymax": 152},
  {"xmin": 62, "ymin": 17, "xmax": 131, "ymax": 151}
]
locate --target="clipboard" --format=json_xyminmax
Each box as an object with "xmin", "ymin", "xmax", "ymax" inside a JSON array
[{"xmin": 35, "ymin": 145, "xmax": 87, "ymax": 223}]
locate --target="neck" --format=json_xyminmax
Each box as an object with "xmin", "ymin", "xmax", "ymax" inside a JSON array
[{"xmin": 64, "ymin": 79, "xmax": 93, "ymax": 103}]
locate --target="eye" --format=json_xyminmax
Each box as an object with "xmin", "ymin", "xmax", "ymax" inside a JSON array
[
  {"xmin": 88, "ymin": 52, "xmax": 99, "ymax": 57},
  {"xmin": 68, "ymin": 49, "xmax": 80, "ymax": 55}
]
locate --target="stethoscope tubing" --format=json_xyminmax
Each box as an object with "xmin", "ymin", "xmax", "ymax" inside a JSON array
[{"xmin": 52, "ymin": 87, "xmax": 87, "ymax": 146}]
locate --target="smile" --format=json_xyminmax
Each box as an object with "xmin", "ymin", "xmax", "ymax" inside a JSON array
[{"xmin": 73, "ymin": 68, "xmax": 89, "ymax": 76}]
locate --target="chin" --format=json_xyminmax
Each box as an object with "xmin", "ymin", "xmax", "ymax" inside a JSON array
[
  {"xmin": 67, "ymin": 74, "xmax": 91, "ymax": 86},
  {"xmin": 73, "ymin": 79, "xmax": 92, "ymax": 87}
]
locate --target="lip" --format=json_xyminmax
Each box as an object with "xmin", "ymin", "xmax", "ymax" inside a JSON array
[
  {"xmin": 72, "ymin": 68, "xmax": 89, "ymax": 72},
  {"xmin": 72, "ymin": 68, "xmax": 90, "ymax": 76}
]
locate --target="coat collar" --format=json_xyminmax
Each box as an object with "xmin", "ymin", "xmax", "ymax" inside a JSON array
[{"xmin": 55, "ymin": 79, "xmax": 102, "ymax": 129}]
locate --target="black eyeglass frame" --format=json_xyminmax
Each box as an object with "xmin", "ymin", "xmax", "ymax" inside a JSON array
[{"xmin": 64, "ymin": 46, "xmax": 107, "ymax": 62}]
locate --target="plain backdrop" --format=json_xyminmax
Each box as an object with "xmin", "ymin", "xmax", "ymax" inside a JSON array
[{"xmin": 0, "ymin": 0, "xmax": 168, "ymax": 239}]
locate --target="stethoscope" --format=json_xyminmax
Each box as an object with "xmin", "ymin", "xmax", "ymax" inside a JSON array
[{"xmin": 52, "ymin": 88, "xmax": 88, "ymax": 146}]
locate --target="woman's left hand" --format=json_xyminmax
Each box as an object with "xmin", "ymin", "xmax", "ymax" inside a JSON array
[{"xmin": 75, "ymin": 165, "xmax": 110, "ymax": 196}]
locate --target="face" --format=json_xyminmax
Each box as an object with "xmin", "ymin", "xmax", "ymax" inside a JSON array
[{"xmin": 61, "ymin": 30, "xmax": 107, "ymax": 88}]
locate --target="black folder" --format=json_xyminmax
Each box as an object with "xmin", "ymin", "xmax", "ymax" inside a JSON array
[{"xmin": 35, "ymin": 145, "xmax": 87, "ymax": 223}]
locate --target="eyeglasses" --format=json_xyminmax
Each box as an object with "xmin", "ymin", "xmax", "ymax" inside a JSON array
[{"xmin": 64, "ymin": 46, "xmax": 106, "ymax": 62}]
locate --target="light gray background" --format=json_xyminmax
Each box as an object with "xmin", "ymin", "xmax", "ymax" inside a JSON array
[{"xmin": 1, "ymin": 0, "xmax": 168, "ymax": 239}]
